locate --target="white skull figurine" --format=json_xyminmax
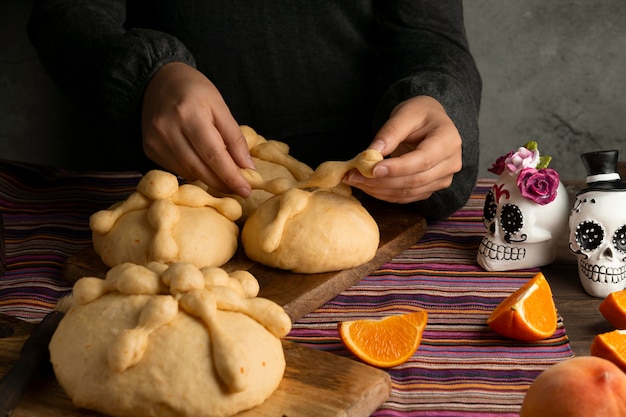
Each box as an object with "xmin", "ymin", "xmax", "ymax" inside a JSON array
[
  {"xmin": 477, "ymin": 142, "xmax": 569, "ymax": 271},
  {"xmin": 568, "ymin": 150, "xmax": 626, "ymax": 298},
  {"xmin": 478, "ymin": 173, "xmax": 569, "ymax": 271}
]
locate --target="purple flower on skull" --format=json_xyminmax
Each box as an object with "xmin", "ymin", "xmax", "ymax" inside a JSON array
[
  {"xmin": 516, "ymin": 167, "xmax": 560, "ymax": 205},
  {"xmin": 488, "ymin": 141, "xmax": 559, "ymax": 204},
  {"xmin": 488, "ymin": 152, "xmax": 513, "ymax": 176}
]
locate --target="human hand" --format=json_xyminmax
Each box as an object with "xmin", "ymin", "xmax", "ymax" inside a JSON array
[
  {"xmin": 344, "ymin": 96, "xmax": 462, "ymax": 204},
  {"xmin": 141, "ymin": 62, "xmax": 255, "ymax": 197}
]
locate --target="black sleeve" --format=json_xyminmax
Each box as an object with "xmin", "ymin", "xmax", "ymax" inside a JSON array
[
  {"xmin": 27, "ymin": 0, "xmax": 195, "ymax": 151},
  {"xmin": 373, "ymin": 0, "xmax": 482, "ymax": 219}
]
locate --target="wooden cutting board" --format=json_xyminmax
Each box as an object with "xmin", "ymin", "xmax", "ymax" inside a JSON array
[
  {"xmin": 0, "ymin": 314, "xmax": 391, "ymax": 417},
  {"xmin": 63, "ymin": 194, "xmax": 428, "ymax": 322},
  {"xmin": 3, "ymin": 196, "xmax": 424, "ymax": 417}
]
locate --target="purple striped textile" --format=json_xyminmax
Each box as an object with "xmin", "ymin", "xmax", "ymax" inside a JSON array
[
  {"xmin": 0, "ymin": 160, "xmax": 574, "ymax": 415},
  {"xmin": 0, "ymin": 160, "xmax": 140, "ymax": 320},
  {"xmin": 285, "ymin": 181, "xmax": 574, "ymax": 416}
]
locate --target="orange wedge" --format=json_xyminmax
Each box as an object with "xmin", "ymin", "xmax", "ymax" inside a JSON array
[
  {"xmin": 590, "ymin": 329, "xmax": 626, "ymax": 372},
  {"xmin": 599, "ymin": 291, "xmax": 626, "ymax": 329},
  {"xmin": 487, "ymin": 272, "xmax": 557, "ymax": 342},
  {"xmin": 338, "ymin": 309, "xmax": 428, "ymax": 368}
]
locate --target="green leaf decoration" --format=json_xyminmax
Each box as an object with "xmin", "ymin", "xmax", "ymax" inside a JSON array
[
  {"xmin": 537, "ymin": 156, "xmax": 552, "ymax": 169},
  {"xmin": 523, "ymin": 141, "xmax": 538, "ymax": 151}
]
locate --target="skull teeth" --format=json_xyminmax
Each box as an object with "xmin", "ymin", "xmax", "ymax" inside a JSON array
[
  {"xmin": 580, "ymin": 260, "xmax": 626, "ymax": 284},
  {"xmin": 478, "ymin": 237, "xmax": 526, "ymax": 261}
]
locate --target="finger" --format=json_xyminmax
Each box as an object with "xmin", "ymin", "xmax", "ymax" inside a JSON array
[
  {"xmin": 369, "ymin": 98, "xmax": 431, "ymax": 156},
  {"xmin": 144, "ymin": 128, "xmax": 232, "ymax": 193},
  {"xmin": 352, "ymin": 173, "xmax": 452, "ymax": 204},
  {"xmin": 369, "ymin": 112, "xmax": 420, "ymax": 156},
  {"xmin": 212, "ymin": 108, "xmax": 256, "ymax": 171},
  {"xmin": 183, "ymin": 118, "xmax": 252, "ymax": 197},
  {"xmin": 375, "ymin": 125, "xmax": 461, "ymax": 179}
]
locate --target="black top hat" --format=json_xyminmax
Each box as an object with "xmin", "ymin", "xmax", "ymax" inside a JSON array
[{"xmin": 580, "ymin": 150, "xmax": 626, "ymax": 191}]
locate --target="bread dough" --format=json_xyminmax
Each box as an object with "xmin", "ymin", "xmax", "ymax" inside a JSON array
[
  {"xmin": 198, "ymin": 125, "xmax": 314, "ymax": 220},
  {"xmin": 91, "ymin": 170, "xmax": 242, "ymax": 269},
  {"xmin": 51, "ymin": 262, "xmax": 291, "ymax": 417},
  {"xmin": 198, "ymin": 157, "xmax": 300, "ymax": 221},
  {"xmin": 241, "ymin": 149, "xmax": 382, "ymax": 273},
  {"xmin": 242, "ymin": 188, "xmax": 380, "ymax": 273}
]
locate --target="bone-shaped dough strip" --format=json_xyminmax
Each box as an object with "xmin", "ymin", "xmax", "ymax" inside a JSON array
[
  {"xmin": 240, "ymin": 168, "xmax": 295, "ymax": 195},
  {"xmin": 173, "ymin": 184, "xmax": 242, "ymax": 221},
  {"xmin": 207, "ymin": 286, "xmax": 292, "ymax": 337},
  {"xmin": 147, "ymin": 199, "xmax": 180, "ymax": 264},
  {"xmin": 89, "ymin": 192, "xmax": 151, "ymax": 234},
  {"xmin": 179, "ymin": 290, "xmax": 249, "ymax": 393},
  {"xmin": 73, "ymin": 263, "xmax": 165, "ymax": 305},
  {"xmin": 108, "ymin": 295, "xmax": 179, "ymax": 372},
  {"xmin": 261, "ymin": 188, "xmax": 309, "ymax": 253},
  {"xmin": 295, "ymin": 149, "xmax": 383, "ymax": 189},
  {"xmin": 241, "ymin": 149, "xmax": 383, "ymax": 194},
  {"xmin": 250, "ymin": 140, "xmax": 314, "ymax": 181}
]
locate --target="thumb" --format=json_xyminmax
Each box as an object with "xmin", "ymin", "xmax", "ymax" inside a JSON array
[{"xmin": 368, "ymin": 104, "xmax": 414, "ymax": 156}]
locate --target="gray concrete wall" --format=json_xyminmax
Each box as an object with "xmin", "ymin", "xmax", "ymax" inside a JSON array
[
  {"xmin": 2, "ymin": 0, "xmax": 626, "ymax": 179},
  {"xmin": 466, "ymin": 0, "xmax": 626, "ymax": 180}
]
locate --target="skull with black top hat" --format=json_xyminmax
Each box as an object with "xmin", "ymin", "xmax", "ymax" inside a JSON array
[{"xmin": 568, "ymin": 150, "xmax": 626, "ymax": 298}]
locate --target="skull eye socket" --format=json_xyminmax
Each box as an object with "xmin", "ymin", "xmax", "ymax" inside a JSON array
[
  {"xmin": 613, "ymin": 225, "xmax": 626, "ymax": 253},
  {"xmin": 483, "ymin": 191, "xmax": 497, "ymax": 228},
  {"xmin": 483, "ymin": 190, "xmax": 496, "ymax": 222},
  {"xmin": 500, "ymin": 203, "xmax": 523, "ymax": 234},
  {"xmin": 576, "ymin": 220, "xmax": 604, "ymax": 251}
]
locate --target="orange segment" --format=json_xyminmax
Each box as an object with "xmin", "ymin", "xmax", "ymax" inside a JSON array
[
  {"xmin": 487, "ymin": 272, "xmax": 557, "ymax": 342},
  {"xmin": 599, "ymin": 291, "xmax": 626, "ymax": 329},
  {"xmin": 591, "ymin": 329, "xmax": 626, "ymax": 372},
  {"xmin": 338, "ymin": 309, "xmax": 428, "ymax": 368}
]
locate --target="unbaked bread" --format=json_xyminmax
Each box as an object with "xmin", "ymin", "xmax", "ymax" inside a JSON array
[
  {"xmin": 241, "ymin": 149, "xmax": 383, "ymax": 273},
  {"xmin": 198, "ymin": 125, "xmax": 314, "ymax": 220},
  {"xmin": 50, "ymin": 262, "xmax": 291, "ymax": 417},
  {"xmin": 90, "ymin": 170, "xmax": 242, "ymax": 269},
  {"xmin": 242, "ymin": 188, "xmax": 380, "ymax": 273}
]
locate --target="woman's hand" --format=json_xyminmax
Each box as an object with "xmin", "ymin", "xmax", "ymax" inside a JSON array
[
  {"xmin": 344, "ymin": 96, "xmax": 463, "ymax": 204},
  {"xmin": 141, "ymin": 62, "xmax": 255, "ymax": 197}
]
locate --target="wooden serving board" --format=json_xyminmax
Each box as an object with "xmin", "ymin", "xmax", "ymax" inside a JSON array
[
  {"xmin": 63, "ymin": 195, "xmax": 428, "ymax": 322},
  {"xmin": 0, "ymin": 314, "xmax": 391, "ymax": 417}
]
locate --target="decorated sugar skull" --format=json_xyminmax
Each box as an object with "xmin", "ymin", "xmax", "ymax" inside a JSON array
[
  {"xmin": 568, "ymin": 150, "xmax": 626, "ymax": 298},
  {"xmin": 477, "ymin": 142, "xmax": 569, "ymax": 271}
]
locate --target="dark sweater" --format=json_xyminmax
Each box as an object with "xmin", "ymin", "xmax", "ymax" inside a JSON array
[{"xmin": 28, "ymin": 0, "xmax": 482, "ymax": 219}]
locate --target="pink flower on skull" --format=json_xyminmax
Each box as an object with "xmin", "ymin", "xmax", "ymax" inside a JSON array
[{"xmin": 505, "ymin": 147, "xmax": 540, "ymax": 174}]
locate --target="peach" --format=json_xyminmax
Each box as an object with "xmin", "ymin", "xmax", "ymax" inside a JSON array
[{"xmin": 519, "ymin": 356, "xmax": 626, "ymax": 417}]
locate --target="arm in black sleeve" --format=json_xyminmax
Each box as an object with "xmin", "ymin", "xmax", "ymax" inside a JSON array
[
  {"xmin": 373, "ymin": 0, "xmax": 482, "ymax": 219},
  {"xmin": 27, "ymin": 0, "xmax": 196, "ymax": 166}
]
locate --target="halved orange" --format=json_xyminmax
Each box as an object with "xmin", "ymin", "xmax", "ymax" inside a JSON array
[
  {"xmin": 487, "ymin": 272, "xmax": 557, "ymax": 342},
  {"xmin": 599, "ymin": 291, "xmax": 626, "ymax": 329},
  {"xmin": 338, "ymin": 309, "xmax": 428, "ymax": 368},
  {"xmin": 590, "ymin": 329, "xmax": 626, "ymax": 372}
]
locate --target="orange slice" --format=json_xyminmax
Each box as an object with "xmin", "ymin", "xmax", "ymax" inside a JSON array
[
  {"xmin": 487, "ymin": 272, "xmax": 557, "ymax": 342},
  {"xmin": 590, "ymin": 329, "xmax": 626, "ymax": 372},
  {"xmin": 599, "ymin": 291, "xmax": 626, "ymax": 329},
  {"xmin": 338, "ymin": 309, "xmax": 428, "ymax": 368}
]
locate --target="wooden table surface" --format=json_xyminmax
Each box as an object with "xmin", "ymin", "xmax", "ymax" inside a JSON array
[
  {"xmin": 542, "ymin": 255, "xmax": 613, "ymax": 357},
  {"xmin": 545, "ymin": 176, "xmax": 624, "ymax": 357}
]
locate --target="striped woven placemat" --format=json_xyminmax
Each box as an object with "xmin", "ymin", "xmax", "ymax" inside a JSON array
[
  {"xmin": 285, "ymin": 180, "xmax": 574, "ymax": 416},
  {"xmin": 0, "ymin": 160, "xmax": 139, "ymax": 319},
  {"xmin": 0, "ymin": 161, "xmax": 573, "ymax": 416}
]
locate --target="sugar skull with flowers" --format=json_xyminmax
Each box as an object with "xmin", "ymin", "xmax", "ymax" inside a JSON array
[{"xmin": 477, "ymin": 142, "xmax": 570, "ymax": 271}]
